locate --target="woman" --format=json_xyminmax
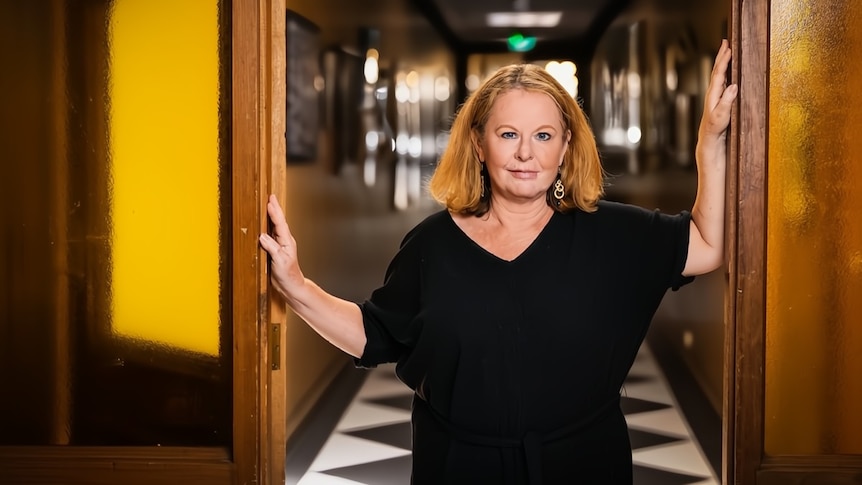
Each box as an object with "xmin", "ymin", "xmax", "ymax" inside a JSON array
[{"xmin": 260, "ymin": 41, "xmax": 737, "ymax": 484}]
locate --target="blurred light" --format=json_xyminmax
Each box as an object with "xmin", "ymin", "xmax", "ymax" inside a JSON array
[
  {"xmin": 420, "ymin": 73, "xmax": 434, "ymax": 103},
  {"xmin": 364, "ymin": 56, "xmax": 379, "ymax": 84},
  {"xmin": 666, "ymin": 69, "xmax": 678, "ymax": 91},
  {"xmin": 313, "ymin": 74, "xmax": 325, "ymax": 92},
  {"xmin": 396, "ymin": 133, "xmax": 409, "ymax": 154},
  {"xmin": 627, "ymin": 72, "xmax": 641, "ymax": 98},
  {"xmin": 627, "ymin": 126, "xmax": 642, "ymax": 144},
  {"xmin": 366, "ymin": 48, "xmax": 379, "ymax": 60},
  {"xmin": 395, "ymin": 81, "xmax": 410, "ymax": 103},
  {"xmin": 434, "ymin": 76, "xmax": 451, "ymax": 102},
  {"xmin": 406, "ymin": 71, "xmax": 421, "ymax": 103},
  {"xmin": 507, "ymin": 33, "xmax": 536, "ymax": 53},
  {"xmin": 487, "ymin": 12, "xmax": 562, "ymax": 28},
  {"xmin": 408, "ymin": 136, "xmax": 422, "ymax": 157},
  {"xmin": 406, "ymin": 70, "xmax": 419, "ymax": 87},
  {"xmin": 603, "ymin": 127, "xmax": 626, "ymax": 146},
  {"xmin": 365, "ymin": 131, "xmax": 379, "ymax": 149},
  {"xmin": 683, "ymin": 330, "xmax": 694, "ymax": 349},
  {"xmin": 545, "ymin": 60, "xmax": 578, "ymax": 98},
  {"xmin": 466, "ymin": 74, "xmax": 480, "ymax": 91}
]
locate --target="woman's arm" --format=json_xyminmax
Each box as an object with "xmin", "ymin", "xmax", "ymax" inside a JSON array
[
  {"xmin": 684, "ymin": 39, "xmax": 738, "ymax": 276},
  {"xmin": 259, "ymin": 194, "xmax": 366, "ymax": 358}
]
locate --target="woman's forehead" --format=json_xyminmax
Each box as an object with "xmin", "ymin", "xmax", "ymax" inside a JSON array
[{"xmin": 485, "ymin": 89, "xmax": 564, "ymax": 124}]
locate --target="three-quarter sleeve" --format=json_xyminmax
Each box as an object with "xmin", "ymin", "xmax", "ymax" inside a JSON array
[
  {"xmin": 354, "ymin": 225, "xmax": 424, "ymax": 368},
  {"xmin": 649, "ymin": 209, "xmax": 694, "ymax": 291},
  {"xmin": 594, "ymin": 201, "xmax": 694, "ymax": 293}
]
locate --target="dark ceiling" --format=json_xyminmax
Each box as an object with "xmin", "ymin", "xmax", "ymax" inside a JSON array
[{"xmin": 412, "ymin": 0, "xmax": 632, "ymax": 57}]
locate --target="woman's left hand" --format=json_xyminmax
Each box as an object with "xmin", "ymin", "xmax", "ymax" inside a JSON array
[
  {"xmin": 698, "ymin": 39, "xmax": 738, "ymax": 152},
  {"xmin": 684, "ymin": 39, "xmax": 739, "ymax": 277}
]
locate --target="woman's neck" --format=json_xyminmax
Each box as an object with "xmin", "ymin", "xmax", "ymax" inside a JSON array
[{"xmin": 484, "ymin": 197, "xmax": 554, "ymax": 229}]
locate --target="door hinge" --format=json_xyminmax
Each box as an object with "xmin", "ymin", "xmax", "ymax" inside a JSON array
[{"xmin": 271, "ymin": 323, "xmax": 281, "ymax": 370}]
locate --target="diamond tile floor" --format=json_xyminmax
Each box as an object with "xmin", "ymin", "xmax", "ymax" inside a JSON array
[{"xmin": 290, "ymin": 343, "xmax": 719, "ymax": 485}]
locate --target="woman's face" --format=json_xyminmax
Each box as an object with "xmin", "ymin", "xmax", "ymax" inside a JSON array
[{"xmin": 475, "ymin": 89, "xmax": 570, "ymax": 206}]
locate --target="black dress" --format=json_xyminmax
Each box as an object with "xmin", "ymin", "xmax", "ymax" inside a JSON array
[{"xmin": 356, "ymin": 200, "xmax": 693, "ymax": 484}]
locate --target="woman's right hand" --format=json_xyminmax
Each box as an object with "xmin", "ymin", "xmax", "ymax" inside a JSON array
[
  {"xmin": 259, "ymin": 194, "xmax": 306, "ymax": 301},
  {"xmin": 258, "ymin": 195, "xmax": 367, "ymax": 357}
]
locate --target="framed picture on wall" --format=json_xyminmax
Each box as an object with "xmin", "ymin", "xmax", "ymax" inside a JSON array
[{"xmin": 286, "ymin": 10, "xmax": 321, "ymax": 162}]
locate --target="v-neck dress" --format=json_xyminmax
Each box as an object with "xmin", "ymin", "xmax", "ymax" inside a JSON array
[{"xmin": 356, "ymin": 200, "xmax": 694, "ymax": 485}]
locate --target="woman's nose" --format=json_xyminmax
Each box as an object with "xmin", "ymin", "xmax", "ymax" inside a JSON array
[{"xmin": 515, "ymin": 142, "xmax": 534, "ymax": 161}]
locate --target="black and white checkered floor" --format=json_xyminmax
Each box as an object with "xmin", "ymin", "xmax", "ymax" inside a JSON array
[{"xmin": 292, "ymin": 344, "xmax": 719, "ymax": 485}]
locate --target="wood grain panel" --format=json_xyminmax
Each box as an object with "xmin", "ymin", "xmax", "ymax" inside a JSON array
[
  {"xmin": 264, "ymin": 1, "xmax": 288, "ymax": 484},
  {"xmin": 232, "ymin": 0, "xmax": 263, "ymax": 483},
  {"xmin": 0, "ymin": 447, "xmax": 233, "ymax": 485}
]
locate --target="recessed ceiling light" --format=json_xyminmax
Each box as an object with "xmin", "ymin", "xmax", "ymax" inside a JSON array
[{"xmin": 486, "ymin": 12, "xmax": 562, "ymax": 28}]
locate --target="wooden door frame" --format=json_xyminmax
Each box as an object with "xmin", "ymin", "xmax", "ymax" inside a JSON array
[
  {"xmin": 0, "ymin": 0, "xmax": 286, "ymax": 483},
  {"xmin": 725, "ymin": 0, "xmax": 862, "ymax": 483},
  {"xmin": 235, "ymin": 0, "xmax": 287, "ymax": 483},
  {"xmin": 723, "ymin": 0, "xmax": 768, "ymax": 483}
]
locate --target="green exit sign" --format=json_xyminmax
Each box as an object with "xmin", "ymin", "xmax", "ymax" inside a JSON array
[{"xmin": 507, "ymin": 33, "xmax": 536, "ymax": 52}]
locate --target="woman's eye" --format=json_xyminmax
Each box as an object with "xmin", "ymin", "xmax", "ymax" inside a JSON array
[
  {"xmin": 501, "ymin": 132, "xmax": 517, "ymax": 139},
  {"xmin": 536, "ymin": 132, "xmax": 552, "ymax": 141}
]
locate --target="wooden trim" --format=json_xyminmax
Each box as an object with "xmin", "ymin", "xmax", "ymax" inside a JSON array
[
  {"xmin": 762, "ymin": 455, "xmax": 862, "ymax": 467},
  {"xmin": 232, "ymin": 0, "xmax": 264, "ymax": 483},
  {"xmin": 722, "ymin": 2, "xmax": 741, "ymax": 483},
  {"xmin": 757, "ymin": 469, "xmax": 862, "ymax": 485},
  {"xmin": 0, "ymin": 446, "xmax": 230, "ymax": 461},
  {"xmin": 49, "ymin": 0, "xmax": 72, "ymax": 446},
  {"xmin": 263, "ymin": 1, "xmax": 288, "ymax": 484},
  {"xmin": 727, "ymin": 0, "xmax": 770, "ymax": 483},
  {"xmin": 0, "ymin": 447, "xmax": 233, "ymax": 485}
]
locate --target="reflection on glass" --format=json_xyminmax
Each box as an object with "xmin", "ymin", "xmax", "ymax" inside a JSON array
[
  {"xmin": 0, "ymin": 0, "xmax": 230, "ymax": 447},
  {"xmin": 766, "ymin": 0, "xmax": 862, "ymax": 455}
]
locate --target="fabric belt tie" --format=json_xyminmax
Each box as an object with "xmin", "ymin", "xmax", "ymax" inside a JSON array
[{"xmin": 418, "ymin": 395, "xmax": 622, "ymax": 485}]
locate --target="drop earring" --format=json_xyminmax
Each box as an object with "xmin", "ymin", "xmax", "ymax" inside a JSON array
[{"xmin": 553, "ymin": 169, "xmax": 565, "ymax": 206}]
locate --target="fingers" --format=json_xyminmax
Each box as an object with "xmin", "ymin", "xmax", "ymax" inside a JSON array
[
  {"xmin": 697, "ymin": 39, "xmax": 738, "ymax": 139},
  {"xmin": 705, "ymin": 40, "xmax": 733, "ymax": 110},
  {"xmin": 259, "ymin": 194, "xmax": 297, "ymax": 258},
  {"xmin": 266, "ymin": 194, "xmax": 294, "ymax": 246},
  {"xmin": 258, "ymin": 232, "xmax": 282, "ymax": 256}
]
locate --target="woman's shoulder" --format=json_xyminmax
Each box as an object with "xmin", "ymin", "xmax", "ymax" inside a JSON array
[
  {"xmin": 574, "ymin": 199, "xmax": 655, "ymax": 224},
  {"xmin": 574, "ymin": 199, "xmax": 688, "ymax": 239},
  {"xmin": 412, "ymin": 209, "xmax": 453, "ymax": 233},
  {"xmin": 398, "ymin": 209, "xmax": 453, "ymax": 246},
  {"xmin": 595, "ymin": 199, "xmax": 653, "ymax": 216},
  {"xmin": 574, "ymin": 199, "xmax": 691, "ymax": 246}
]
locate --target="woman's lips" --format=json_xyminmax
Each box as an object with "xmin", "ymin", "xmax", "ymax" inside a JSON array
[{"xmin": 509, "ymin": 170, "xmax": 538, "ymax": 179}]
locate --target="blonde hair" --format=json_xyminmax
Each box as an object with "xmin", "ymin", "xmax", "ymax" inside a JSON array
[{"xmin": 428, "ymin": 64, "xmax": 604, "ymax": 215}]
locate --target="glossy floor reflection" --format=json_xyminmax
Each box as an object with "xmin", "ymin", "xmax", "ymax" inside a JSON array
[{"xmin": 292, "ymin": 344, "xmax": 719, "ymax": 485}]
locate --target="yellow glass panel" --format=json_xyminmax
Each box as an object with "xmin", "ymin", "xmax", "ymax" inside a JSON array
[
  {"xmin": 109, "ymin": 0, "xmax": 220, "ymax": 355},
  {"xmin": 766, "ymin": 0, "xmax": 862, "ymax": 455}
]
